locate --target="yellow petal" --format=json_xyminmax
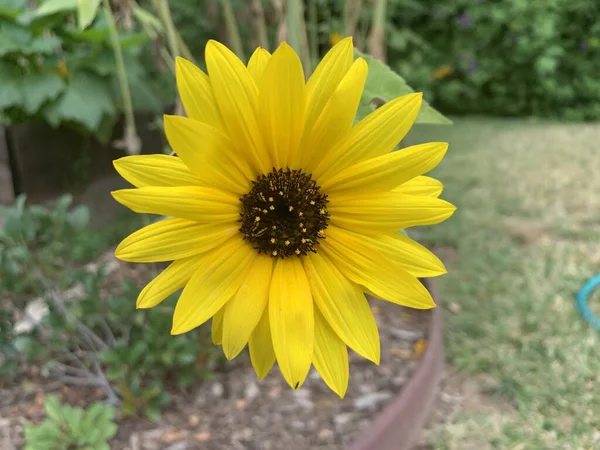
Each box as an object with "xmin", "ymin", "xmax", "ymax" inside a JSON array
[
  {"xmin": 326, "ymin": 228, "xmax": 446, "ymax": 278},
  {"xmin": 136, "ymin": 255, "xmax": 202, "ymax": 309},
  {"xmin": 175, "ymin": 57, "xmax": 224, "ymax": 130},
  {"xmin": 247, "ymin": 47, "xmax": 271, "ymax": 83},
  {"xmin": 304, "ymin": 37, "xmax": 353, "ymax": 139},
  {"xmin": 171, "ymin": 239, "xmax": 255, "ymax": 334},
  {"xmin": 394, "ymin": 176, "xmax": 443, "ymax": 198},
  {"xmin": 313, "ymin": 307, "xmax": 349, "ymax": 398},
  {"xmin": 222, "ymin": 255, "xmax": 273, "ymax": 360},
  {"xmin": 300, "ymin": 57, "xmax": 368, "ymax": 169},
  {"xmin": 111, "ymin": 186, "xmax": 239, "ymax": 223},
  {"xmin": 211, "ymin": 307, "xmax": 224, "ymax": 345},
  {"xmin": 269, "ymin": 258, "xmax": 314, "ymax": 390},
  {"xmin": 303, "ymin": 252, "xmax": 379, "ymax": 364},
  {"xmin": 205, "ymin": 40, "xmax": 267, "ymax": 174},
  {"xmin": 258, "ymin": 42, "xmax": 305, "ymax": 168},
  {"xmin": 163, "ymin": 115, "xmax": 252, "ymax": 194},
  {"xmin": 115, "ymin": 218, "xmax": 238, "ymax": 263},
  {"xmin": 249, "ymin": 307, "xmax": 276, "ymax": 380},
  {"xmin": 321, "ymin": 227, "xmax": 436, "ymax": 309},
  {"xmin": 113, "ymin": 155, "xmax": 201, "ymax": 188},
  {"xmin": 313, "ymin": 93, "xmax": 423, "ymax": 181},
  {"xmin": 328, "ymin": 192, "xmax": 456, "ymax": 233},
  {"xmin": 322, "ymin": 142, "xmax": 448, "ymax": 194}
]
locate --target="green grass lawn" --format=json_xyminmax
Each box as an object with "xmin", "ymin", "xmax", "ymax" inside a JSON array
[{"xmin": 405, "ymin": 118, "xmax": 600, "ymax": 449}]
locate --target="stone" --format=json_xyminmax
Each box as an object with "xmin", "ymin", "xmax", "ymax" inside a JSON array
[
  {"xmin": 389, "ymin": 328, "xmax": 424, "ymax": 341},
  {"xmin": 232, "ymin": 427, "xmax": 253, "ymax": 441},
  {"xmin": 318, "ymin": 428, "xmax": 334, "ymax": 442},
  {"xmin": 291, "ymin": 420, "xmax": 305, "ymax": 430},
  {"xmin": 164, "ymin": 443, "xmax": 188, "ymax": 450},
  {"xmin": 211, "ymin": 382, "xmax": 224, "ymax": 398},
  {"xmin": 245, "ymin": 382, "xmax": 260, "ymax": 401},
  {"xmin": 334, "ymin": 413, "xmax": 354, "ymax": 428},
  {"xmin": 353, "ymin": 391, "xmax": 393, "ymax": 410}
]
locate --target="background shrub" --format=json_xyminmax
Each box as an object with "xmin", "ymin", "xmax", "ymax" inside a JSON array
[{"xmin": 386, "ymin": 0, "xmax": 600, "ymax": 120}]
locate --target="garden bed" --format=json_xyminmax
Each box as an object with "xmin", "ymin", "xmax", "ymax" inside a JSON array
[{"xmin": 1, "ymin": 255, "xmax": 442, "ymax": 450}]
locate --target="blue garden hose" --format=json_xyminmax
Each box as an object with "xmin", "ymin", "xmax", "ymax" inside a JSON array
[{"xmin": 576, "ymin": 274, "xmax": 600, "ymax": 330}]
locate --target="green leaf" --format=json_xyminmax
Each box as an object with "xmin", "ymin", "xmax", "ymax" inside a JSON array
[
  {"xmin": 42, "ymin": 71, "xmax": 116, "ymax": 134},
  {"xmin": 21, "ymin": 73, "xmax": 66, "ymax": 114},
  {"xmin": 354, "ymin": 49, "xmax": 452, "ymax": 125},
  {"xmin": 67, "ymin": 25, "xmax": 109, "ymax": 43},
  {"xmin": 77, "ymin": 0, "xmax": 101, "ymax": 30},
  {"xmin": 119, "ymin": 31, "xmax": 149, "ymax": 50},
  {"xmin": 0, "ymin": 22, "xmax": 32, "ymax": 56},
  {"xmin": 24, "ymin": 421, "xmax": 62, "ymax": 449},
  {"xmin": 127, "ymin": 341, "xmax": 146, "ymax": 366},
  {"xmin": 66, "ymin": 205, "xmax": 90, "ymax": 229},
  {"xmin": 0, "ymin": 78, "xmax": 23, "ymax": 110},
  {"xmin": 43, "ymin": 395, "xmax": 64, "ymax": 423},
  {"xmin": 63, "ymin": 405, "xmax": 84, "ymax": 432},
  {"xmin": 0, "ymin": 0, "xmax": 26, "ymax": 19},
  {"xmin": 27, "ymin": 36, "xmax": 61, "ymax": 54},
  {"xmin": 34, "ymin": 0, "xmax": 77, "ymax": 18}
]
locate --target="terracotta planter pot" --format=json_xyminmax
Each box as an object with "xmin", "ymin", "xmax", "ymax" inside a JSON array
[{"xmin": 348, "ymin": 278, "xmax": 443, "ymax": 450}]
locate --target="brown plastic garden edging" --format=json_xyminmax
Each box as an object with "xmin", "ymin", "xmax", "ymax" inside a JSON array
[{"xmin": 348, "ymin": 278, "xmax": 444, "ymax": 450}]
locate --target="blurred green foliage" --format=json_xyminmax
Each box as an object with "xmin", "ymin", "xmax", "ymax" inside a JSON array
[
  {"xmin": 0, "ymin": 195, "xmax": 219, "ymax": 420},
  {"xmin": 386, "ymin": 0, "xmax": 600, "ymax": 120},
  {"xmin": 0, "ymin": 0, "xmax": 167, "ymax": 139},
  {"xmin": 24, "ymin": 395, "xmax": 117, "ymax": 450},
  {"xmin": 0, "ymin": 194, "xmax": 98, "ymax": 297}
]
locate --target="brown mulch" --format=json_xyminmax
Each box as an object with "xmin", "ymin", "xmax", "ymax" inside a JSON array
[{"xmin": 1, "ymin": 257, "xmax": 432, "ymax": 450}]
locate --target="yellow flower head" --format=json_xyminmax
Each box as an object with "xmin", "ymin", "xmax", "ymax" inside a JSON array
[
  {"xmin": 112, "ymin": 38, "xmax": 455, "ymax": 397},
  {"xmin": 329, "ymin": 32, "xmax": 343, "ymax": 47}
]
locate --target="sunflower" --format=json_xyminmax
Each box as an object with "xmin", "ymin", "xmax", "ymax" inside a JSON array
[{"xmin": 112, "ymin": 38, "xmax": 455, "ymax": 397}]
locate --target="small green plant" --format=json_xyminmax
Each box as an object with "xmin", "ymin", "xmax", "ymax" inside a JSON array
[
  {"xmin": 24, "ymin": 396, "xmax": 117, "ymax": 450},
  {"xmin": 1, "ymin": 194, "xmax": 215, "ymax": 419},
  {"xmin": 0, "ymin": 194, "xmax": 102, "ymax": 297}
]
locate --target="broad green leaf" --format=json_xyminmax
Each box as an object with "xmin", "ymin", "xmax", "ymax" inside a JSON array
[
  {"xmin": 28, "ymin": 36, "xmax": 61, "ymax": 54},
  {"xmin": 0, "ymin": 77, "xmax": 23, "ymax": 109},
  {"xmin": 77, "ymin": 0, "xmax": 101, "ymax": 30},
  {"xmin": 66, "ymin": 205, "xmax": 90, "ymax": 229},
  {"xmin": 0, "ymin": 61, "xmax": 23, "ymax": 109},
  {"xmin": 0, "ymin": 22, "xmax": 32, "ymax": 56},
  {"xmin": 0, "ymin": 0, "xmax": 26, "ymax": 19},
  {"xmin": 119, "ymin": 31, "xmax": 149, "ymax": 50},
  {"xmin": 354, "ymin": 49, "xmax": 452, "ymax": 125},
  {"xmin": 21, "ymin": 73, "xmax": 65, "ymax": 114},
  {"xmin": 42, "ymin": 71, "xmax": 115, "ymax": 134},
  {"xmin": 34, "ymin": 0, "xmax": 77, "ymax": 18},
  {"xmin": 67, "ymin": 25, "xmax": 109, "ymax": 42}
]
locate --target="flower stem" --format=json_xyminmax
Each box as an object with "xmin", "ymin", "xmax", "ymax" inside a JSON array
[
  {"xmin": 343, "ymin": 0, "xmax": 363, "ymax": 38},
  {"xmin": 368, "ymin": 0, "xmax": 387, "ymax": 61},
  {"xmin": 221, "ymin": 0, "xmax": 245, "ymax": 59},
  {"xmin": 286, "ymin": 0, "xmax": 311, "ymax": 74},
  {"xmin": 155, "ymin": 0, "xmax": 179, "ymax": 68},
  {"xmin": 250, "ymin": 0, "xmax": 269, "ymax": 49},
  {"xmin": 307, "ymin": 0, "xmax": 318, "ymax": 69},
  {"xmin": 102, "ymin": 0, "xmax": 140, "ymax": 154}
]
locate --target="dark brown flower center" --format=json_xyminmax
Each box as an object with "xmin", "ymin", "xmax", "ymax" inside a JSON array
[{"xmin": 239, "ymin": 168, "xmax": 330, "ymax": 258}]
